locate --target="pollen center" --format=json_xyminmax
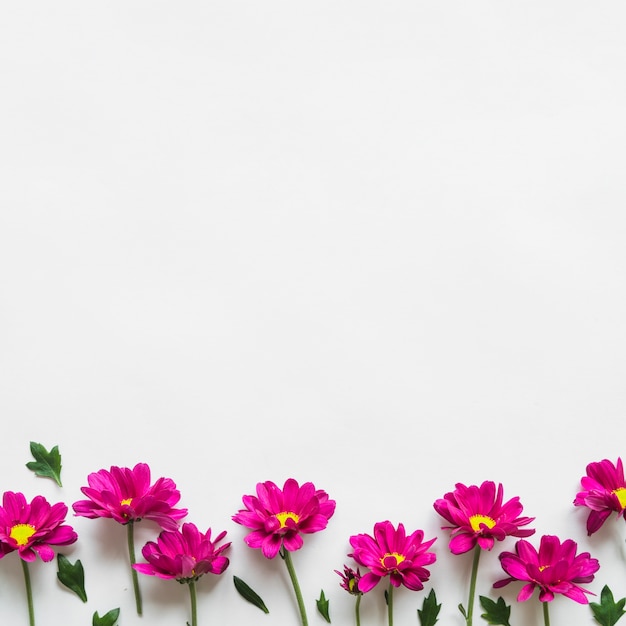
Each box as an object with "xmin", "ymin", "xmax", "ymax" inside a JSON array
[
  {"xmin": 613, "ymin": 488, "xmax": 626, "ymax": 509},
  {"xmin": 469, "ymin": 514, "xmax": 496, "ymax": 532},
  {"xmin": 381, "ymin": 552, "xmax": 406, "ymax": 569},
  {"xmin": 120, "ymin": 498, "xmax": 133, "ymax": 506},
  {"xmin": 538, "ymin": 565, "xmax": 549, "ymax": 572},
  {"xmin": 10, "ymin": 523, "xmax": 36, "ymax": 546},
  {"xmin": 276, "ymin": 511, "xmax": 300, "ymax": 528}
]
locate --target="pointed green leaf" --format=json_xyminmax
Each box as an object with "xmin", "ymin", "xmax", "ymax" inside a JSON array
[
  {"xmin": 56, "ymin": 554, "xmax": 87, "ymax": 602},
  {"xmin": 590, "ymin": 585, "xmax": 626, "ymax": 626},
  {"xmin": 417, "ymin": 589, "xmax": 441, "ymax": 626},
  {"xmin": 384, "ymin": 589, "xmax": 389, "ymax": 605},
  {"xmin": 479, "ymin": 596, "xmax": 512, "ymax": 626},
  {"xmin": 317, "ymin": 589, "xmax": 331, "ymax": 623},
  {"xmin": 233, "ymin": 575, "xmax": 269, "ymax": 613},
  {"xmin": 26, "ymin": 441, "xmax": 63, "ymax": 486},
  {"xmin": 458, "ymin": 603, "xmax": 467, "ymax": 618},
  {"xmin": 92, "ymin": 608, "xmax": 120, "ymax": 626}
]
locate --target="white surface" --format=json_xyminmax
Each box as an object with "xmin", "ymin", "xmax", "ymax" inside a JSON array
[{"xmin": 1, "ymin": 2, "xmax": 626, "ymax": 625}]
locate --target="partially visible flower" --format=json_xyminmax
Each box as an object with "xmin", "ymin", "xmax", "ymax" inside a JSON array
[
  {"xmin": 134, "ymin": 522, "xmax": 230, "ymax": 582},
  {"xmin": 494, "ymin": 535, "xmax": 599, "ymax": 604},
  {"xmin": 348, "ymin": 520, "xmax": 436, "ymax": 592},
  {"xmin": 232, "ymin": 478, "xmax": 336, "ymax": 559},
  {"xmin": 335, "ymin": 565, "xmax": 363, "ymax": 595},
  {"xmin": 574, "ymin": 458, "xmax": 626, "ymax": 535},
  {"xmin": 433, "ymin": 481, "xmax": 535, "ymax": 554},
  {"xmin": 0, "ymin": 491, "xmax": 77, "ymax": 562},
  {"xmin": 72, "ymin": 462, "xmax": 187, "ymax": 530}
]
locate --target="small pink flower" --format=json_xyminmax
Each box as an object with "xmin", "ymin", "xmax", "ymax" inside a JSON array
[
  {"xmin": 334, "ymin": 565, "xmax": 364, "ymax": 595},
  {"xmin": 134, "ymin": 522, "xmax": 230, "ymax": 581},
  {"xmin": 72, "ymin": 462, "xmax": 187, "ymax": 530},
  {"xmin": 232, "ymin": 478, "xmax": 336, "ymax": 559},
  {"xmin": 0, "ymin": 491, "xmax": 77, "ymax": 562},
  {"xmin": 574, "ymin": 458, "xmax": 626, "ymax": 535},
  {"xmin": 494, "ymin": 535, "xmax": 599, "ymax": 604},
  {"xmin": 434, "ymin": 481, "xmax": 535, "ymax": 554},
  {"xmin": 348, "ymin": 521, "xmax": 436, "ymax": 592}
]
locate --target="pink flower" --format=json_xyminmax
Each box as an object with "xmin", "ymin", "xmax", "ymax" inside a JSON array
[
  {"xmin": 348, "ymin": 521, "xmax": 437, "ymax": 592},
  {"xmin": 574, "ymin": 458, "xmax": 626, "ymax": 535},
  {"xmin": 433, "ymin": 481, "xmax": 535, "ymax": 554},
  {"xmin": 334, "ymin": 565, "xmax": 364, "ymax": 595},
  {"xmin": 232, "ymin": 478, "xmax": 336, "ymax": 559},
  {"xmin": 72, "ymin": 463, "xmax": 187, "ymax": 530},
  {"xmin": 494, "ymin": 535, "xmax": 600, "ymax": 604},
  {"xmin": 0, "ymin": 491, "xmax": 77, "ymax": 562},
  {"xmin": 134, "ymin": 522, "xmax": 230, "ymax": 581}
]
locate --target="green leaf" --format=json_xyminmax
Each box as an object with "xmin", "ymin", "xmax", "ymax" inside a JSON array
[
  {"xmin": 26, "ymin": 441, "xmax": 63, "ymax": 486},
  {"xmin": 417, "ymin": 589, "xmax": 441, "ymax": 626},
  {"xmin": 92, "ymin": 608, "xmax": 120, "ymax": 626},
  {"xmin": 233, "ymin": 575, "xmax": 269, "ymax": 613},
  {"xmin": 590, "ymin": 585, "xmax": 626, "ymax": 626},
  {"xmin": 56, "ymin": 554, "xmax": 87, "ymax": 602},
  {"xmin": 458, "ymin": 603, "xmax": 467, "ymax": 618},
  {"xmin": 316, "ymin": 589, "xmax": 331, "ymax": 623},
  {"xmin": 479, "ymin": 596, "xmax": 512, "ymax": 626}
]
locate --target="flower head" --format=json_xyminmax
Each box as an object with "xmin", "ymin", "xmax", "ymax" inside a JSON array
[
  {"xmin": 433, "ymin": 481, "xmax": 535, "ymax": 554},
  {"xmin": 574, "ymin": 458, "xmax": 626, "ymax": 535},
  {"xmin": 72, "ymin": 462, "xmax": 187, "ymax": 530},
  {"xmin": 133, "ymin": 522, "xmax": 230, "ymax": 582},
  {"xmin": 348, "ymin": 521, "xmax": 436, "ymax": 592},
  {"xmin": 334, "ymin": 565, "xmax": 364, "ymax": 595},
  {"xmin": 494, "ymin": 535, "xmax": 599, "ymax": 604},
  {"xmin": 232, "ymin": 478, "xmax": 336, "ymax": 559},
  {"xmin": 0, "ymin": 491, "xmax": 77, "ymax": 562}
]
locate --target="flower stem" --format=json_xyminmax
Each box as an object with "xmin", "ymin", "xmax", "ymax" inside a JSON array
[
  {"xmin": 280, "ymin": 548, "xmax": 308, "ymax": 626},
  {"xmin": 466, "ymin": 544, "xmax": 482, "ymax": 626},
  {"xmin": 127, "ymin": 521, "xmax": 143, "ymax": 615},
  {"xmin": 21, "ymin": 559, "xmax": 35, "ymax": 626},
  {"xmin": 189, "ymin": 580, "xmax": 198, "ymax": 626},
  {"xmin": 355, "ymin": 594, "xmax": 362, "ymax": 626},
  {"xmin": 542, "ymin": 601, "xmax": 551, "ymax": 626},
  {"xmin": 387, "ymin": 583, "xmax": 394, "ymax": 626}
]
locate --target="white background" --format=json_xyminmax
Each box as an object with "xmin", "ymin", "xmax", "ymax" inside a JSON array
[{"xmin": 2, "ymin": 2, "xmax": 626, "ymax": 625}]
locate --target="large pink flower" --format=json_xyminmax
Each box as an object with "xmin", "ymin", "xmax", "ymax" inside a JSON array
[
  {"xmin": 232, "ymin": 478, "xmax": 336, "ymax": 559},
  {"xmin": 433, "ymin": 481, "xmax": 535, "ymax": 554},
  {"xmin": 494, "ymin": 535, "xmax": 600, "ymax": 604},
  {"xmin": 134, "ymin": 522, "xmax": 230, "ymax": 582},
  {"xmin": 348, "ymin": 521, "xmax": 437, "ymax": 592},
  {"xmin": 0, "ymin": 491, "xmax": 77, "ymax": 562},
  {"xmin": 574, "ymin": 458, "xmax": 626, "ymax": 535},
  {"xmin": 72, "ymin": 463, "xmax": 187, "ymax": 530}
]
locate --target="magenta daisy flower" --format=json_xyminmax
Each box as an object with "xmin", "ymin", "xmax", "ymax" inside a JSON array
[
  {"xmin": 0, "ymin": 491, "xmax": 77, "ymax": 562},
  {"xmin": 494, "ymin": 535, "xmax": 600, "ymax": 605},
  {"xmin": 348, "ymin": 521, "xmax": 436, "ymax": 593},
  {"xmin": 574, "ymin": 457, "xmax": 626, "ymax": 535},
  {"xmin": 335, "ymin": 564, "xmax": 364, "ymax": 596},
  {"xmin": 233, "ymin": 478, "xmax": 335, "ymax": 626},
  {"xmin": 433, "ymin": 481, "xmax": 535, "ymax": 554},
  {"xmin": 232, "ymin": 478, "xmax": 336, "ymax": 559},
  {"xmin": 72, "ymin": 462, "xmax": 187, "ymax": 530},
  {"xmin": 72, "ymin": 462, "xmax": 188, "ymax": 616},
  {"xmin": 134, "ymin": 523, "xmax": 230, "ymax": 626}
]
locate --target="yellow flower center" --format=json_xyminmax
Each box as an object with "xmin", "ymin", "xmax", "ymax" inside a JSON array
[
  {"xmin": 348, "ymin": 578, "xmax": 356, "ymax": 592},
  {"xmin": 120, "ymin": 498, "xmax": 133, "ymax": 506},
  {"xmin": 10, "ymin": 524, "xmax": 36, "ymax": 546},
  {"xmin": 613, "ymin": 488, "xmax": 626, "ymax": 509},
  {"xmin": 538, "ymin": 565, "xmax": 549, "ymax": 572},
  {"xmin": 276, "ymin": 511, "xmax": 300, "ymax": 528},
  {"xmin": 380, "ymin": 552, "xmax": 406, "ymax": 569},
  {"xmin": 469, "ymin": 514, "xmax": 496, "ymax": 532}
]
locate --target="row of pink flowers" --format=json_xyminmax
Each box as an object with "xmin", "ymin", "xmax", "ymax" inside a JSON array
[{"xmin": 0, "ymin": 457, "xmax": 625, "ymax": 626}]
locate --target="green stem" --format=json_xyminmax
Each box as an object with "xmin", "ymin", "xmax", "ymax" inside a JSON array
[
  {"xmin": 189, "ymin": 580, "xmax": 198, "ymax": 626},
  {"xmin": 355, "ymin": 594, "xmax": 361, "ymax": 626},
  {"xmin": 127, "ymin": 521, "xmax": 143, "ymax": 615},
  {"xmin": 280, "ymin": 548, "xmax": 308, "ymax": 626},
  {"xmin": 542, "ymin": 601, "xmax": 550, "ymax": 626},
  {"xmin": 387, "ymin": 583, "xmax": 394, "ymax": 626},
  {"xmin": 21, "ymin": 559, "xmax": 35, "ymax": 626},
  {"xmin": 466, "ymin": 544, "xmax": 482, "ymax": 626}
]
